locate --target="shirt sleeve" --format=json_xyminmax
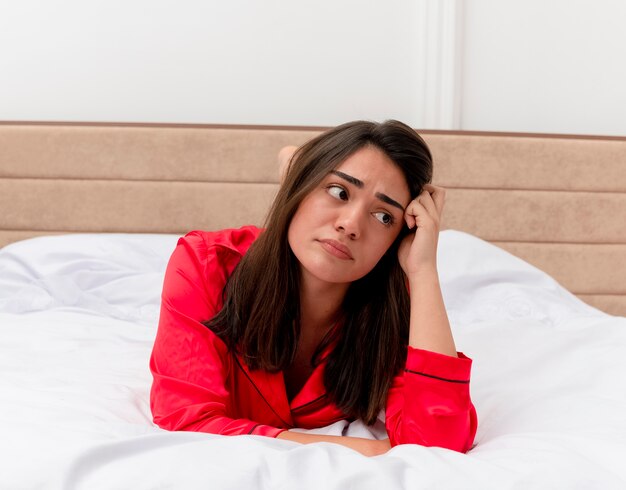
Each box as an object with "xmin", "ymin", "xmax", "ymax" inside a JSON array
[
  {"xmin": 385, "ymin": 346, "xmax": 477, "ymax": 452},
  {"xmin": 149, "ymin": 230, "xmax": 285, "ymax": 438}
]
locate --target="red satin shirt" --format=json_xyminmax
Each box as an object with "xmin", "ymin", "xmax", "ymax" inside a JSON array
[{"xmin": 149, "ymin": 226, "xmax": 477, "ymax": 452}]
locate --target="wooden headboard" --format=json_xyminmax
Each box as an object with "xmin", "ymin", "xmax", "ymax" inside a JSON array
[{"xmin": 1, "ymin": 122, "xmax": 624, "ymax": 316}]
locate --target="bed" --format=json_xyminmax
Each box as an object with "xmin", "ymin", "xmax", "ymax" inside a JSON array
[{"xmin": 1, "ymin": 122, "xmax": 625, "ymax": 489}]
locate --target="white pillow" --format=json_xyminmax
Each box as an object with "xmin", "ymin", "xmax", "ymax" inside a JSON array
[
  {"xmin": 0, "ymin": 233, "xmax": 180, "ymax": 325},
  {"xmin": 0, "ymin": 230, "xmax": 604, "ymax": 326},
  {"xmin": 437, "ymin": 230, "xmax": 604, "ymax": 326}
]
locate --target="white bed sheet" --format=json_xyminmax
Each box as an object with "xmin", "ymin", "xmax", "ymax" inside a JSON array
[{"xmin": 1, "ymin": 230, "xmax": 625, "ymax": 489}]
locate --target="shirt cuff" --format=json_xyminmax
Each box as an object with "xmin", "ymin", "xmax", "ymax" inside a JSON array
[{"xmin": 405, "ymin": 347, "xmax": 472, "ymax": 384}]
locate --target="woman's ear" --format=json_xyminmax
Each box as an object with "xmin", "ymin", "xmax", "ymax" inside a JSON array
[{"xmin": 278, "ymin": 146, "xmax": 298, "ymax": 184}]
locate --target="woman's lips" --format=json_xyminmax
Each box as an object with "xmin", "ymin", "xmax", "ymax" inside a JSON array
[{"xmin": 318, "ymin": 239, "xmax": 353, "ymax": 260}]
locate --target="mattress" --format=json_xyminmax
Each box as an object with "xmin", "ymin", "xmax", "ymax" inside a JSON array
[{"xmin": 1, "ymin": 230, "xmax": 625, "ymax": 489}]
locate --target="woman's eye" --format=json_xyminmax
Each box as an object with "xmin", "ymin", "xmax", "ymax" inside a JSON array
[
  {"xmin": 373, "ymin": 212, "xmax": 394, "ymax": 226},
  {"xmin": 327, "ymin": 185, "xmax": 348, "ymax": 201}
]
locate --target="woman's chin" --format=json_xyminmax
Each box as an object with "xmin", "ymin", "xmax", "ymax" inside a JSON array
[{"xmin": 298, "ymin": 260, "xmax": 365, "ymax": 286}]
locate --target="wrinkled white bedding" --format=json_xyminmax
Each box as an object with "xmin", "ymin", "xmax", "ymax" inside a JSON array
[{"xmin": 1, "ymin": 230, "xmax": 625, "ymax": 489}]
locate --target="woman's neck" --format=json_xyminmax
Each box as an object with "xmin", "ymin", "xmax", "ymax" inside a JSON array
[{"xmin": 298, "ymin": 268, "xmax": 348, "ymax": 337}]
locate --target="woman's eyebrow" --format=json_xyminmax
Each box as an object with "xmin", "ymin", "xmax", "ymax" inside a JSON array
[
  {"xmin": 330, "ymin": 170, "xmax": 404, "ymax": 211},
  {"xmin": 375, "ymin": 192, "xmax": 404, "ymax": 211},
  {"xmin": 331, "ymin": 170, "xmax": 363, "ymax": 188}
]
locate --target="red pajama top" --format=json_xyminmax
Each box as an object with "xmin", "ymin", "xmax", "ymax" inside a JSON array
[{"xmin": 149, "ymin": 226, "xmax": 477, "ymax": 452}]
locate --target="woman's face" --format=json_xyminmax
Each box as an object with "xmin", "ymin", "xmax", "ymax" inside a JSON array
[{"xmin": 287, "ymin": 145, "xmax": 411, "ymax": 287}]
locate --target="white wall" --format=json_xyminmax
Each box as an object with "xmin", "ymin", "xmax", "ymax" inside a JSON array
[
  {"xmin": 1, "ymin": 0, "xmax": 625, "ymax": 135},
  {"xmin": 0, "ymin": 0, "xmax": 425, "ymax": 127},
  {"xmin": 461, "ymin": 0, "xmax": 626, "ymax": 135}
]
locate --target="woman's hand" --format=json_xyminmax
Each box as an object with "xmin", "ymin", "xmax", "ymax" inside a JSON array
[
  {"xmin": 277, "ymin": 430, "xmax": 391, "ymax": 457},
  {"xmin": 398, "ymin": 184, "xmax": 457, "ymax": 357},
  {"xmin": 371, "ymin": 438, "xmax": 392, "ymax": 456},
  {"xmin": 398, "ymin": 184, "xmax": 446, "ymax": 279}
]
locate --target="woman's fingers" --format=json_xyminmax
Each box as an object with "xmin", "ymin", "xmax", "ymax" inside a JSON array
[
  {"xmin": 404, "ymin": 185, "xmax": 446, "ymax": 229},
  {"xmin": 424, "ymin": 184, "xmax": 446, "ymax": 216},
  {"xmin": 404, "ymin": 205, "xmax": 417, "ymax": 228},
  {"xmin": 416, "ymin": 190, "xmax": 438, "ymax": 221},
  {"xmin": 404, "ymin": 199, "xmax": 424, "ymax": 229}
]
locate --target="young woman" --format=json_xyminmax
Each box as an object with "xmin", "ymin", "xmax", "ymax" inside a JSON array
[{"xmin": 149, "ymin": 120, "xmax": 477, "ymax": 457}]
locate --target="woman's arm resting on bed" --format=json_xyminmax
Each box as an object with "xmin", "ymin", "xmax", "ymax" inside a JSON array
[
  {"xmin": 393, "ymin": 186, "xmax": 477, "ymax": 451},
  {"xmin": 399, "ymin": 184, "xmax": 457, "ymax": 357},
  {"xmin": 385, "ymin": 347, "xmax": 477, "ymax": 452},
  {"xmin": 277, "ymin": 430, "xmax": 391, "ymax": 457}
]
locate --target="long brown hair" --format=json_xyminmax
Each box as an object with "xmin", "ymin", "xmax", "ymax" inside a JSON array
[{"xmin": 204, "ymin": 120, "xmax": 433, "ymax": 425}]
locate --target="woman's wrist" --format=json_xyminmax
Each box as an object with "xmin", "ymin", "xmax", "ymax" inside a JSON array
[
  {"xmin": 276, "ymin": 430, "xmax": 390, "ymax": 457},
  {"xmin": 406, "ymin": 263, "xmax": 440, "ymax": 287},
  {"xmin": 405, "ymin": 263, "xmax": 457, "ymax": 357}
]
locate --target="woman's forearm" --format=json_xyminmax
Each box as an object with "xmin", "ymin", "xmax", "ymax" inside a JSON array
[
  {"xmin": 276, "ymin": 430, "xmax": 390, "ymax": 457},
  {"xmin": 407, "ymin": 266, "xmax": 457, "ymax": 357}
]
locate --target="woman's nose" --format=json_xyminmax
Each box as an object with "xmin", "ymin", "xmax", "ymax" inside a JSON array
[{"xmin": 335, "ymin": 205, "xmax": 362, "ymax": 239}]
